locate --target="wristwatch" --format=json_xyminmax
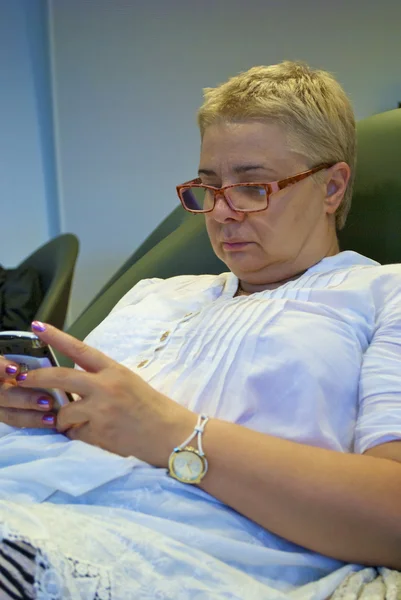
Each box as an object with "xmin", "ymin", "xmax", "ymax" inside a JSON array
[{"xmin": 168, "ymin": 414, "xmax": 209, "ymax": 484}]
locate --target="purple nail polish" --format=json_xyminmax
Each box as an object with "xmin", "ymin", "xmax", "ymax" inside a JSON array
[
  {"xmin": 5, "ymin": 365, "xmax": 18, "ymax": 375},
  {"xmin": 42, "ymin": 415, "xmax": 55, "ymax": 425},
  {"xmin": 32, "ymin": 321, "xmax": 46, "ymax": 332},
  {"xmin": 16, "ymin": 373, "xmax": 27, "ymax": 382},
  {"xmin": 37, "ymin": 398, "xmax": 50, "ymax": 407}
]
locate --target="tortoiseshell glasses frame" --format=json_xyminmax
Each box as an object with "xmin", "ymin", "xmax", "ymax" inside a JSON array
[{"xmin": 176, "ymin": 163, "xmax": 334, "ymax": 214}]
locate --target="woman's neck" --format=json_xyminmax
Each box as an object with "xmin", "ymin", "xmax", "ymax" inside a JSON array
[
  {"xmin": 237, "ymin": 243, "xmax": 340, "ymax": 296},
  {"xmin": 236, "ymin": 270, "xmax": 306, "ymax": 297}
]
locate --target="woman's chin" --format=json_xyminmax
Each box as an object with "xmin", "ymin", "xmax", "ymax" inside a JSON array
[{"xmin": 222, "ymin": 253, "xmax": 263, "ymax": 276}]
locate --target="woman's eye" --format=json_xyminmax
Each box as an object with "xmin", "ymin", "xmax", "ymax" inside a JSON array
[{"xmin": 243, "ymin": 186, "xmax": 265, "ymax": 195}]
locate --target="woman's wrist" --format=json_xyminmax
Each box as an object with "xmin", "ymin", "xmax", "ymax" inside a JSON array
[
  {"xmin": 145, "ymin": 393, "xmax": 198, "ymax": 468},
  {"xmin": 163, "ymin": 406, "xmax": 199, "ymax": 468}
]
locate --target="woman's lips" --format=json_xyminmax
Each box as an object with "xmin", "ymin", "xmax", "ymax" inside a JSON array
[{"xmin": 222, "ymin": 241, "xmax": 250, "ymax": 251}]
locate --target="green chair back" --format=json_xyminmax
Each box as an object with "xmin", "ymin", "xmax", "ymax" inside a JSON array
[
  {"xmin": 338, "ymin": 109, "xmax": 401, "ymax": 262},
  {"xmin": 20, "ymin": 233, "xmax": 79, "ymax": 330},
  {"xmin": 62, "ymin": 109, "xmax": 401, "ymax": 366},
  {"xmin": 87, "ymin": 206, "xmax": 192, "ymax": 309}
]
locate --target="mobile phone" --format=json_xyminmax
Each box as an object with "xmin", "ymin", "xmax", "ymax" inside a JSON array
[{"xmin": 0, "ymin": 331, "xmax": 73, "ymax": 408}]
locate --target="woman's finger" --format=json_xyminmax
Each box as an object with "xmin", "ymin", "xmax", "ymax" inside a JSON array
[
  {"xmin": 0, "ymin": 407, "xmax": 57, "ymax": 428},
  {"xmin": 56, "ymin": 399, "xmax": 92, "ymax": 432},
  {"xmin": 63, "ymin": 422, "xmax": 90, "ymax": 441},
  {"xmin": 15, "ymin": 365, "xmax": 96, "ymax": 397},
  {"xmin": 0, "ymin": 381, "xmax": 54, "ymax": 411},
  {"xmin": 0, "ymin": 359, "xmax": 21, "ymax": 379},
  {"xmin": 30, "ymin": 322, "xmax": 113, "ymax": 373}
]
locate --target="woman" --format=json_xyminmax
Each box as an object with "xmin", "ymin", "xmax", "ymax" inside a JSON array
[{"xmin": 0, "ymin": 61, "xmax": 400, "ymax": 599}]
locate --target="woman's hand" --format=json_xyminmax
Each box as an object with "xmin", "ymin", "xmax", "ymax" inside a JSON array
[
  {"xmin": 15, "ymin": 323, "xmax": 196, "ymax": 466},
  {"xmin": 0, "ymin": 358, "xmax": 57, "ymax": 428}
]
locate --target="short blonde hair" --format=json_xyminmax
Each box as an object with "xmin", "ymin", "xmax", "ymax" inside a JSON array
[{"xmin": 197, "ymin": 61, "xmax": 356, "ymax": 230}]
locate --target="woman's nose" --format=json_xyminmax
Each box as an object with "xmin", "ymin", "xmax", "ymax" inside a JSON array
[{"xmin": 211, "ymin": 193, "xmax": 245, "ymax": 223}]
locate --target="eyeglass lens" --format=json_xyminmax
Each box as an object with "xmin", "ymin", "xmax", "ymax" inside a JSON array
[{"xmin": 181, "ymin": 185, "xmax": 268, "ymax": 212}]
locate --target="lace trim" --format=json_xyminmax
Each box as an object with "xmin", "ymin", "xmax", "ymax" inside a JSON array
[
  {"xmin": 2, "ymin": 515, "xmax": 401, "ymax": 600},
  {"xmin": 330, "ymin": 567, "xmax": 401, "ymax": 599},
  {"xmin": 1, "ymin": 523, "xmax": 111, "ymax": 600}
]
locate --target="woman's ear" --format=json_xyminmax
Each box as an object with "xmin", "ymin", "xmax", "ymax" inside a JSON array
[{"xmin": 324, "ymin": 162, "xmax": 351, "ymax": 215}]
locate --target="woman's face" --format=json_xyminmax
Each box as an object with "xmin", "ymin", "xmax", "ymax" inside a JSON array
[{"xmin": 201, "ymin": 121, "xmax": 348, "ymax": 286}]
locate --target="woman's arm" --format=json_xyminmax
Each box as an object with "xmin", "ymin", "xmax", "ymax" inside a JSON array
[
  {"xmin": 18, "ymin": 323, "xmax": 401, "ymax": 570},
  {"xmin": 189, "ymin": 417, "xmax": 401, "ymax": 569},
  {"xmin": 193, "ymin": 284, "xmax": 401, "ymax": 568}
]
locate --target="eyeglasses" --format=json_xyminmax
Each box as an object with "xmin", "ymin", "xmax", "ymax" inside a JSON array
[{"xmin": 176, "ymin": 163, "xmax": 333, "ymax": 214}]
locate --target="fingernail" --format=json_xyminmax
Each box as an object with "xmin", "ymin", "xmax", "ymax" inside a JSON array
[
  {"xmin": 37, "ymin": 398, "xmax": 50, "ymax": 408},
  {"xmin": 32, "ymin": 321, "xmax": 46, "ymax": 332},
  {"xmin": 16, "ymin": 373, "xmax": 27, "ymax": 382},
  {"xmin": 5, "ymin": 365, "xmax": 18, "ymax": 375},
  {"xmin": 42, "ymin": 414, "xmax": 55, "ymax": 425}
]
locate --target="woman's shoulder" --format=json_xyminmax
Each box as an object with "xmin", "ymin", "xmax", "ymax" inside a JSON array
[
  {"xmin": 321, "ymin": 252, "xmax": 401, "ymax": 315},
  {"xmin": 312, "ymin": 251, "xmax": 401, "ymax": 286},
  {"xmin": 345, "ymin": 255, "xmax": 401, "ymax": 299},
  {"xmin": 361, "ymin": 262, "xmax": 401, "ymax": 314},
  {"xmin": 110, "ymin": 273, "xmax": 231, "ymax": 313}
]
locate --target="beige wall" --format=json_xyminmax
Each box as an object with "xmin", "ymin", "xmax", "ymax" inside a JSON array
[
  {"xmin": 0, "ymin": 0, "xmax": 52, "ymax": 267},
  {"xmin": 49, "ymin": 0, "xmax": 401, "ymax": 320}
]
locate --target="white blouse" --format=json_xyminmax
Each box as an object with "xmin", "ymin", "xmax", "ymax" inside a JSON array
[
  {"xmin": 1, "ymin": 249, "xmax": 400, "ymax": 599},
  {"xmin": 86, "ymin": 250, "xmax": 401, "ymax": 456}
]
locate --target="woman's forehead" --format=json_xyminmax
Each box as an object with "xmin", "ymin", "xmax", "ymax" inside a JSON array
[
  {"xmin": 202, "ymin": 120, "xmax": 287, "ymax": 144},
  {"xmin": 199, "ymin": 122, "xmax": 300, "ymax": 175}
]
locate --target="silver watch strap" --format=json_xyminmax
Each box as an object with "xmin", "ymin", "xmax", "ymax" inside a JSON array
[{"xmin": 174, "ymin": 414, "xmax": 209, "ymax": 456}]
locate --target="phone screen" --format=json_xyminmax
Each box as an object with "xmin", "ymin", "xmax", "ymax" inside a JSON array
[
  {"xmin": 0, "ymin": 331, "xmax": 73, "ymax": 406},
  {"xmin": 0, "ymin": 332, "xmax": 57, "ymax": 364}
]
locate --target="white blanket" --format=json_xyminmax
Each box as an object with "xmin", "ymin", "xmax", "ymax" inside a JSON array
[{"xmin": 0, "ymin": 426, "xmax": 399, "ymax": 600}]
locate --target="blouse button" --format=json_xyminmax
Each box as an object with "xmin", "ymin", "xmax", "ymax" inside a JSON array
[
  {"xmin": 137, "ymin": 359, "xmax": 149, "ymax": 368},
  {"xmin": 160, "ymin": 331, "xmax": 170, "ymax": 342}
]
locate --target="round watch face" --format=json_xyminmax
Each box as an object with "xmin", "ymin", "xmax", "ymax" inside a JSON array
[{"xmin": 170, "ymin": 449, "xmax": 206, "ymax": 483}]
